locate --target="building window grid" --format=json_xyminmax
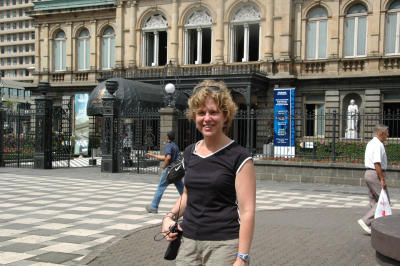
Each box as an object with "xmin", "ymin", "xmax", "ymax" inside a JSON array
[
  {"xmin": 386, "ymin": 8, "xmax": 400, "ymax": 55},
  {"xmin": 306, "ymin": 16, "xmax": 328, "ymax": 60},
  {"xmin": 77, "ymin": 29, "xmax": 90, "ymax": 70},
  {"xmin": 344, "ymin": 5, "xmax": 368, "ymax": 58},
  {"xmin": 54, "ymin": 31, "xmax": 66, "ymax": 71},
  {"xmin": 102, "ymin": 27, "xmax": 115, "ymax": 70}
]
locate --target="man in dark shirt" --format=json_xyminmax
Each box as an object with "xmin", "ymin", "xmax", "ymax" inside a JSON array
[{"xmin": 145, "ymin": 131, "xmax": 184, "ymax": 213}]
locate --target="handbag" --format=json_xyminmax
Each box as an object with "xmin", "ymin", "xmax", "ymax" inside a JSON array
[
  {"xmin": 374, "ymin": 189, "xmax": 392, "ymax": 219},
  {"xmin": 165, "ymin": 154, "xmax": 185, "ymax": 184}
]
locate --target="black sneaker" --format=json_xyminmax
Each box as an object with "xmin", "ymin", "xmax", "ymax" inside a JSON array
[{"xmin": 146, "ymin": 204, "xmax": 158, "ymax": 214}]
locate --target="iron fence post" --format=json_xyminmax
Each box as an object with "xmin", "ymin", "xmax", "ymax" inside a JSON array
[
  {"xmin": 101, "ymin": 80, "xmax": 120, "ymax": 173},
  {"xmin": 332, "ymin": 110, "xmax": 337, "ymax": 163},
  {"xmin": 34, "ymin": 82, "xmax": 53, "ymax": 169}
]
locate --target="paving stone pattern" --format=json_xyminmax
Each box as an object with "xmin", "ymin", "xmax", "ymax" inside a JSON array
[
  {"xmin": 87, "ymin": 208, "xmax": 385, "ymax": 266},
  {"xmin": 0, "ymin": 167, "xmax": 399, "ymax": 265}
]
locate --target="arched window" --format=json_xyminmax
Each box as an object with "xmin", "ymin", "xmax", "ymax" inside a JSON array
[
  {"xmin": 385, "ymin": 0, "xmax": 400, "ymax": 54},
  {"xmin": 344, "ymin": 4, "xmax": 367, "ymax": 57},
  {"xmin": 142, "ymin": 13, "xmax": 168, "ymax": 67},
  {"xmin": 230, "ymin": 4, "xmax": 261, "ymax": 62},
  {"xmin": 77, "ymin": 29, "xmax": 90, "ymax": 70},
  {"xmin": 306, "ymin": 7, "xmax": 328, "ymax": 59},
  {"xmin": 54, "ymin": 30, "xmax": 66, "ymax": 71},
  {"xmin": 102, "ymin": 27, "xmax": 115, "ymax": 70},
  {"xmin": 184, "ymin": 9, "xmax": 212, "ymax": 65}
]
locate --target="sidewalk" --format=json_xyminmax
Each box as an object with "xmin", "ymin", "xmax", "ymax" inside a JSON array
[
  {"xmin": 84, "ymin": 208, "xmax": 382, "ymax": 266},
  {"xmin": 0, "ymin": 167, "xmax": 399, "ymax": 265}
]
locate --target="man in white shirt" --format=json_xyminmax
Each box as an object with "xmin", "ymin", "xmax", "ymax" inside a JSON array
[{"xmin": 358, "ymin": 124, "xmax": 389, "ymax": 234}]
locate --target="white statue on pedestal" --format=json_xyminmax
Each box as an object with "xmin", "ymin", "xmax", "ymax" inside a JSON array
[{"xmin": 345, "ymin": 99, "xmax": 359, "ymax": 139}]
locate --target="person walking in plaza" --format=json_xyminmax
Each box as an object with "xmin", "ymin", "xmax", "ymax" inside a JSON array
[
  {"xmin": 161, "ymin": 80, "xmax": 256, "ymax": 265},
  {"xmin": 145, "ymin": 131, "xmax": 184, "ymax": 214},
  {"xmin": 358, "ymin": 124, "xmax": 390, "ymax": 234}
]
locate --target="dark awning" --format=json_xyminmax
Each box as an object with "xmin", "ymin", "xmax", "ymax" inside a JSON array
[{"xmin": 87, "ymin": 78, "xmax": 187, "ymax": 116}]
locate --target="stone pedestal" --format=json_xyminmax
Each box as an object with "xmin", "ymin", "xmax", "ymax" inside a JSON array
[{"xmin": 371, "ymin": 214, "xmax": 400, "ymax": 262}]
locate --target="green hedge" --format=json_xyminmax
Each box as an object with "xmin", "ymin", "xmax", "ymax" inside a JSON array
[{"xmin": 296, "ymin": 140, "xmax": 400, "ymax": 163}]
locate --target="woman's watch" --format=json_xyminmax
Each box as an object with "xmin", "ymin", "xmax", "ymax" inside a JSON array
[{"xmin": 237, "ymin": 253, "xmax": 250, "ymax": 262}]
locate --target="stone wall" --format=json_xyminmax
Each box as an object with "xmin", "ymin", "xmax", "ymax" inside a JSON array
[{"xmin": 254, "ymin": 160, "xmax": 400, "ymax": 188}]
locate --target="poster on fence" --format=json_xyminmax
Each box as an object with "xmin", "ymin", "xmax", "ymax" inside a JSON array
[
  {"xmin": 273, "ymin": 88, "xmax": 295, "ymax": 158},
  {"xmin": 74, "ymin": 94, "xmax": 89, "ymax": 156}
]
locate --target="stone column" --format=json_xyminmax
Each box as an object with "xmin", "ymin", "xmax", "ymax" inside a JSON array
[
  {"xmin": 90, "ymin": 20, "xmax": 97, "ymax": 70},
  {"xmin": 197, "ymin": 28, "xmax": 202, "ymax": 64},
  {"xmin": 214, "ymin": 0, "xmax": 224, "ymax": 63},
  {"xmin": 128, "ymin": 1, "xmax": 137, "ymax": 67},
  {"xmin": 364, "ymin": 89, "xmax": 381, "ymax": 139},
  {"xmin": 34, "ymin": 25, "xmax": 40, "ymax": 74},
  {"xmin": 43, "ymin": 24, "xmax": 50, "ymax": 79},
  {"xmin": 66, "ymin": 22, "xmax": 73, "ymax": 72},
  {"xmin": 293, "ymin": 2, "xmax": 302, "ymax": 60},
  {"xmin": 278, "ymin": 0, "xmax": 292, "ymax": 59},
  {"xmin": 159, "ymin": 107, "xmax": 178, "ymax": 155},
  {"xmin": 264, "ymin": 0, "xmax": 274, "ymax": 59},
  {"xmin": 184, "ymin": 29, "xmax": 188, "ymax": 64},
  {"xmin": 34, "ymin": 82, "xmax": 53, "ymax": 169},
  {"xmin": 325, "ymin": 90, "xmax": 340, "ymax": 139},
  {"xmin": 115, "ymin": 1, "xmax": 124, "ymax": 68},
  {"xmin": 101, "ymin": 80, "xmax": 120, "ymax": 173},
  {"xmin": 243, "ymin": 24, "xmax": 249, "ymax": 62},
  {"xmin": 154, "ymin": 31, "xmax": 159, "ymax": 66},
  {"xmin": 170, "ymin": 0, "xmax": 179, "ymax": 64}
]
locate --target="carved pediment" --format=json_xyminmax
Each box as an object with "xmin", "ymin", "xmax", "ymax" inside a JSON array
[
  {"xmin": 185, "ymin": 9, "xmax": 212, "ymax": 27},
  {"xmin": 232, "ymin": 4, "xmax": 261, "ymax": 23},
  {"xmin": 143, "ymin": 14, "xmax": 168, "ymax": 30}
]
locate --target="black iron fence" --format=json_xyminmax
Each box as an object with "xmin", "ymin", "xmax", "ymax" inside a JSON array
[
  {"xmin": 119, "ymin": 108, "xmax": 161, "ymax": 174},
  {"xmin": 177, "ymin": 109, "xmax": 400, "ymax": 165},
  {"xmin": 2, "ymin": 107, "xmax": 35, "ymax": 168}
]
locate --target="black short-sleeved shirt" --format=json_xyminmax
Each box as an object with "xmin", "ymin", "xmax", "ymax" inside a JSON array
[{"xmin": 182, "ymin": 141, "xmax": 252, "ymax": 241}]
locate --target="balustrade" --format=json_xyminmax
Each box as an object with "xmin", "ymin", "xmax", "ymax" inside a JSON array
[
  {"xmin": 383, "ymin": 57, "xmax": 400, "ymax": 70},
  {"xmin": 342, "ymin": 59, "xmax": 365, "ymax": 72},
  {"xmin": 304, "ymin": 62, "xmax": 326, "ymax": 73}
]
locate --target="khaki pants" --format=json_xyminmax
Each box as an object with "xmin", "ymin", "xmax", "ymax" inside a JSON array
[
  {"xmin": 176, "ymin": 237, "xmax": 238, "ymax": 266},
  {"xmin": 361, "ymin": 170, "xmax": 390, "ymax": 226}
]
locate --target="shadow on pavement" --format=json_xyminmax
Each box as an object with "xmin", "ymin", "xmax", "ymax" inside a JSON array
[{"xmin": 84, "ymin": 208, "xmax": 394, "ymax": 266}]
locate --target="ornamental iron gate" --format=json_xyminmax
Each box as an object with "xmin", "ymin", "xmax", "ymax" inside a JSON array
[
  {"xmin": 120, "ymin": 108, "xmax": 160, "ymax": 174},
  {"xmin": 51, "ymin": 98, "xmax": 72, "ymax": 168},
  {"xmin": 1, "ymin": 98, "xmax": 73, "ymax": 169},
  {"xmin": 2, "ymin": 106, "xmax": 36, "ymax": 167}
]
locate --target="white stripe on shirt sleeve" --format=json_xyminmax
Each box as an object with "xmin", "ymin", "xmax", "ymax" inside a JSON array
[{"xmin": 236, "ymin": 157, "xmax": 253, "ymax": 175}]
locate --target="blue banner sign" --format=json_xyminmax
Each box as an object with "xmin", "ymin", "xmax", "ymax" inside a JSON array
[{"xmin": 273, "ymin": 88, "xmax": 295, "ymax": 157}]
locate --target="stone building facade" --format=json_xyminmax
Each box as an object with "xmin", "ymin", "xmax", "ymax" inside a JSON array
[{"xmin": 28, "ymin": 0, "xmax": 400, "ymax": 140}]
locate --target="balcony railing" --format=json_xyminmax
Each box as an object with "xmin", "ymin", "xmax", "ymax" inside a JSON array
[
  {"xmin": 382, "ymin": 57, "xmax": 400, "ymax": 70},
  {"xmin": 97, "ymin": 62, "xmax": 267, "ymax": 81},
  {"xmin": 341, "ymin": 59, "xmax": 365, "ymax": 72}
]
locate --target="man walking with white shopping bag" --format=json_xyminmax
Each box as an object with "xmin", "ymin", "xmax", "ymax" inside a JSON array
[{"xmin": 358, "ymin": 124, "xmax": 390, "ymax": 235}]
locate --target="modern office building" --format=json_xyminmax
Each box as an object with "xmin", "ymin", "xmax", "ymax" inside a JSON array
[{"xmin": 0, "ymin": 0, "xmax": 37, "ymax": 83}]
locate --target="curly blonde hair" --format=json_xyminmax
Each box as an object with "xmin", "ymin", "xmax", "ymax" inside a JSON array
[{"xmin": 186, "ymin": 80, "xmax": 237, "ymax": 133}]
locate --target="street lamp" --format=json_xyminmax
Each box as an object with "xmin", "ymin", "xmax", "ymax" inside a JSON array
[
  {"xmin": 162, "ymin": 60, "xmax": 179, "ymax": 108},
  {"xmin": 164, "ymin": 82, "xmax": 176, "ymax": 108}
]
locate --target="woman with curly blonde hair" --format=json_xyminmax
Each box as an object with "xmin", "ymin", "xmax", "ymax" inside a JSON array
[{"xmin": 162, "ymin": 80, "xmax": 256, "ymax": 265}]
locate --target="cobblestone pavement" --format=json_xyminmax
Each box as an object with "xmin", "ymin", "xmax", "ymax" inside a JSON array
[{"xmin": 0, "ymin": 167, "xmax": 399, "ymax": 265}]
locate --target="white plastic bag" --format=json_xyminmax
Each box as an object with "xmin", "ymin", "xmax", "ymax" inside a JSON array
[{"xmin": 374, "ymin": 189, "xmax": 392, "ymax": 219}]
